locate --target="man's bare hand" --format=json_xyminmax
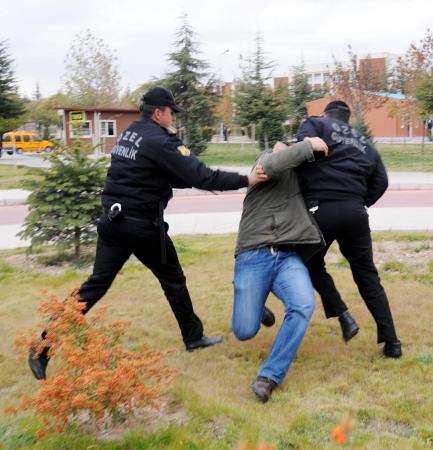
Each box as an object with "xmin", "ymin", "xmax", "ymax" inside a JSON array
[
  {"xmin": 304, "ymin": 137, "xmax": 328, "ymax": 156},
  {"xmin": 248, "ymin": 165, "xmax": 269, "ymax": 186},
  {"xmin": 272, "ymin": 141, "xmax": 290, "ymax": 153},
  {"xmin": 255, "ymin": 163, "xmax": 266, "ymax": 176}
]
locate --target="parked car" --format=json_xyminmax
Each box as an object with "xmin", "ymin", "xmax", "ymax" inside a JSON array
[{"xmin": 2, "ymin": 131, "xmax": 55, "ymax": 154}]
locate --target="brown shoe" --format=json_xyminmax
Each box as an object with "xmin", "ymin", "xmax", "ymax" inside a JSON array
[{"xmin": 252, "ymin": 376, "xmax": 277, "ymax": 403}]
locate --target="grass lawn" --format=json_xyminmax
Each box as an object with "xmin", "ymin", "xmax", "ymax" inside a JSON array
[
  {"xmin": 199, "ymin": 143, "xmax": 433, "ymax": 172},
  {"xmin": 199, "ymin": 143, "xmax": 260, "ymax": 166},
  {"xmin": 1, "ymin": 232, "xmax": 433, "ymax": 449},
  {"xmin": 378, "ymin": 144, "xmax": 433, "ymax": 171},
  {"xmin": 0, "ymin": 165, "xmax": 44, "ymax": 190}
]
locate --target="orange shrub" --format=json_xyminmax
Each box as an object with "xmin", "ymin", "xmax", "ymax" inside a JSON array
[
  {"xmin": 14, "ymin": 292, "xmax": 178, "ymax": 435},
  {"xmin": 331, "ymin": 423, "xmax": 347, "ymax": 445},
  {"xmin": 331, "ymin": 416, "xmax": 353, "ymax": 447}
]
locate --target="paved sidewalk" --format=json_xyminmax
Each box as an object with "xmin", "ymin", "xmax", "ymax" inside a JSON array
[
  {"xmin": 1, "ymin": 169, "xmax": 433, "ymax": 250},
  {"xmin": 1, "ymin": 171, "xmax": 433, "ymax": 206},
  {"xmin": 0, "ymin": 189, "xmax": 31, "ymax": 206},
  {"xmin": 2, "ymin": 206, "xmax": 433, "ymax": 250}
]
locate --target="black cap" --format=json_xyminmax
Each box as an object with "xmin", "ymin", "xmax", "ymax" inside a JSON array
[
  {"xmin": 324, "ymin": 100, "xmax": 350, "ymax": 114},
  {"xmin": 141, "ymin": 87, "xmax": 185, "ymax": 113}
]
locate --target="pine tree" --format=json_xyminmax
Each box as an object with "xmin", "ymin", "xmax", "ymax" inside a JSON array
[
  {"xmin": 33, "ymin": 82, "xmax": 42, "ymax": 101},
  {"xmin": 165, "ymin": 13, "xmax": 218, "ymax": 155},
  {"xmin": 0, "ymin": 41, "xmax": 25, "ymax": 131},
  {"xmin": 19, "ymin": 142, "xmax": 107, "ymax": 259},
  {"xmin": 287, "ymin": 63, "xmax": 325, "ymax": 135},
  {"xmin": 235, "ymin": 35, "xmax": 287, "ymax": 150}
]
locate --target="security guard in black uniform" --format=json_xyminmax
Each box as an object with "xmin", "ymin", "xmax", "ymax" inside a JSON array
[
  {"xmin": 296, "ymin": 100, "xmax": 402, "ymax": 358},
  {"xmin": 29, "ymin": 87, "xmax": 269, "ymax": 380}
]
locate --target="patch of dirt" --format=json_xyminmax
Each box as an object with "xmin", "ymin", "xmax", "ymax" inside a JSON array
[
  {"xmin": 4, "ymin": 241, "xmax": 433, "ymax": 275},
  {"xmin": 326, "ymin": 240, "xmax": 433, "ymax": 269},
  {"xmin": 94, "ymin": 397, "xmax": 189, "ymax": 441},
  {"xmin": 5, "ymin": 251, "xmax": 92, "ymax": 275},
  {"xmin": 5, "ymin": 250, "xmax": 142, "ymax": 275}
]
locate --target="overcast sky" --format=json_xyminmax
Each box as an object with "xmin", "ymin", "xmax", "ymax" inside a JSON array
[{"xmin": 2, "ymin": 0, "xmax": 433, "ymax": 99}]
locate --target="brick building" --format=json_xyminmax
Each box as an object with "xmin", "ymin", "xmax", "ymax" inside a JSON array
[
  {"xmin": 57, "ymin": 106, "xmax": 140, "ymax": 153},
  {"xmin": 305, "ymin": 94, "xmax": 426, "ymax": 138},
  {"xmin": 278, "ymin": 53, "xmax": 399, "ymax": 91}
]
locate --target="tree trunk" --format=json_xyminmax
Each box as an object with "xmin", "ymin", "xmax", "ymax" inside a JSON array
[{"xmin": 74, "ymin": 227, "xmax": 81, "ymax": 259}]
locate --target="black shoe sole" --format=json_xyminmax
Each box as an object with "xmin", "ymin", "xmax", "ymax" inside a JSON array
[
  {"xmin": 343, "ymin": 326, "xmax": 360, "ymax": 342},
  {"xmin": 186, "ymin": 337, "xmax": 224, "ymax": 352},
  {"xmin": 261, "ymin": 307, "xmax": 275, "ymax": 327}
]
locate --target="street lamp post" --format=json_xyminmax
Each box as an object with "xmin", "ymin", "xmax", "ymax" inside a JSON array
[{"xmin": 218, "ymin": 49, "xmax": 230, "ymax": 140}]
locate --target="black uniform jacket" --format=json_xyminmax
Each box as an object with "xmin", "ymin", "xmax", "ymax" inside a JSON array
[
  {"xmin": 296, "ymin": 116, "xmax": 388, "ymax": 207},
  {"xmin": 102, "ymin": 118, "xmax": 248, "ymax": 218}
]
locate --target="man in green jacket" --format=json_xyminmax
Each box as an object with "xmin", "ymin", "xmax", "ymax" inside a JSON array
[{"xmin": 232, "ymin": 137, "xmax": 328, "ymax": 403}]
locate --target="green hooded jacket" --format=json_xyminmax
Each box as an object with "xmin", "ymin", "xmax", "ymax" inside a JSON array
[{"xmin": 235, "ymin": 140, "xmax": 325, "ymax": 261}]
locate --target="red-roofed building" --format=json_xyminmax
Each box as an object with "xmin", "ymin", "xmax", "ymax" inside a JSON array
[{"xmin": 57, "ymin": 106, "xmax": 140, "ymax": 153}]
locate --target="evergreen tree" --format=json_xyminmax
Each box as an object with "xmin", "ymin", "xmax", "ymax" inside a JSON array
[
  {"xmin": 19, "ymin": 142, "xmax": 107, "ymax": 259},
  {"xmin": 33, "ymin": 82, "xmax": 42, "ymax": 101},
  {"xmin": 63, "ymin": 30, "xmax": 121, "ymax": 107},
  {"xmin": 27, "ymin": 92, "xmax": 66, "ymax": 139},
  {"xmin": 287, "ymin": 63, "xmax": 326, "ymax": 135},
  {"xmin": 0, "ymin": 41, "xmax": 25, "ymax": 131},
  {"xmin": 165, "ymin": 13, "xmax": 218, "ymax": 155},
  {"xmin": 235, "ymin": 35, "xmax": 287, "ymax": 150}
]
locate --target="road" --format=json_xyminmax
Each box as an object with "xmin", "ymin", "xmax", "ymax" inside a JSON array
[{"xmin": 1, "ymin": 190, "xmax": 433, "ymax": 226}]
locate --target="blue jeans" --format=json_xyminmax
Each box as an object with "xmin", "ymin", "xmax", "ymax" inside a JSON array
[{"xmin": 232, "ymin": 248, "xmax": 315, "ymax": 385}]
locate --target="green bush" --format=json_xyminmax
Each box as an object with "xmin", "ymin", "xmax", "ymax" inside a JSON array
[
  {"xmin": 201, "ymin": 126, "xmax": 215, "ymax": 142},
  {"xmin": 18, "ymin": 141, "xmax": 108, "ymax": 259}
]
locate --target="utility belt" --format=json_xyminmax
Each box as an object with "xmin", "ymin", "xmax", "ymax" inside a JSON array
[
  {"xmin": 306, "ymin": 198, "xmax": 366, "ymax": 214},
  {"xmin": 105, "ymin": 202, "xmax": 168, "ymax": 264}
]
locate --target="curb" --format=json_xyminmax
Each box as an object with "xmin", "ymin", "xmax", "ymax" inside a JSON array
[{"xmin": 1, "ymin": 183, "xmax": 433, "ymax": 206}]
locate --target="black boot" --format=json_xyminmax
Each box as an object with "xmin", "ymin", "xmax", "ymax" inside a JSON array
[
  {"xmin": 261, "ymin": 306, "xmax": 275, "ymax": 327},
  {"xmin": 338, "ymin": 310, "xmax": 360, "ymax": 342},
  {"xmin": 28, "ymin": 343, "xmax": 50, "ymax": 380},
  {"xmin": 383, "ymin": 340, "xmax": 402, "ymax": 358},
  {"xmin": 186, "ymin": 335, "xmax": 224, "ymax": 352}
]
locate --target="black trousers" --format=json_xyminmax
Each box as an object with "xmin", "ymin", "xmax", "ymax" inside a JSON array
[
  {"xmin": 78, "ymin": 214, "xmax": 204, "ymax": 345},
  {"xmin": 306, "ymin": 200, "xmax": 398, "ymax": 343}
]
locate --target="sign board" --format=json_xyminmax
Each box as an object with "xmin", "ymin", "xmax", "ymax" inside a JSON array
[{"xmin": 69, "ymin": 111, "xmax": 86, "ymax": 123}]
